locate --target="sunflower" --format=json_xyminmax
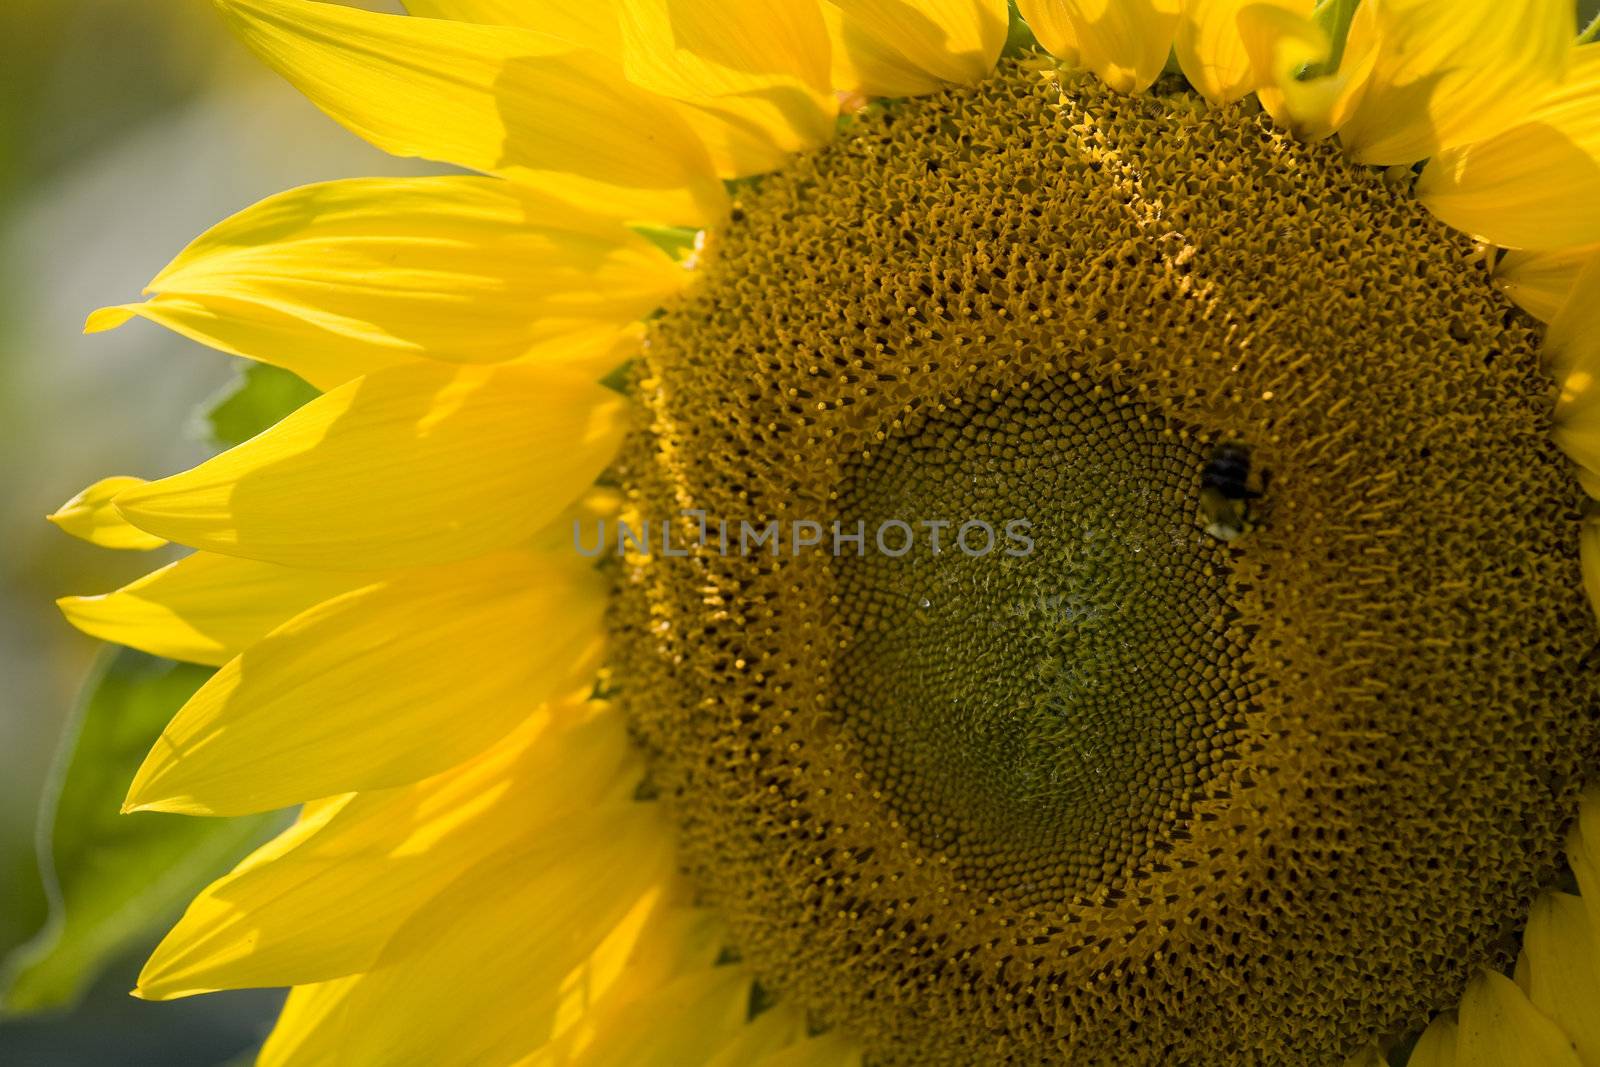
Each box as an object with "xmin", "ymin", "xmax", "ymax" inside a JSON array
[{"xmin": 46, "ymin": 0, "xmax": 1600, "ymax": 1062}]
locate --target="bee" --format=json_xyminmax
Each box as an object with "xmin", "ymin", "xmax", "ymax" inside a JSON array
[{"xmin": 1198, "ymin": 442, "xmax": 1265, "ymax": 542}]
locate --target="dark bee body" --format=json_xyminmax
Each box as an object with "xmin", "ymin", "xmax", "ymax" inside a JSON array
[
  {"xmin": 1198, "ymin": 443, "xmax": 1264, "ymax": 541},
  {"xmin": 1200, "ymin": 444, "xmax": 1258, "ymax": 501}
]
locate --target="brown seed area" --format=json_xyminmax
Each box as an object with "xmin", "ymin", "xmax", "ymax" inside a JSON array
[{"xmin": 607, "ymin": 61, "xmax": 1599, "ymax": 1065}]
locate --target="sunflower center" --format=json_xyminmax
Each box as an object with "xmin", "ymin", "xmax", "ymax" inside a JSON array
[{"xmin": 608, "ymin": 61, "xmax": 1599, "ymax": 1065}]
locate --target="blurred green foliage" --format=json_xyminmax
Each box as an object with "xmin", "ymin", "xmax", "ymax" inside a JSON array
[
  {"xmin": 1, "ymin": 650, "xmax": 282, "ymax": 1017},
  {"xmin": 3, "ymin": 335, "xmax": 319, "ymax": 1021},
  {"xmin": 0, "ymin": 1, "xmax": 216, "ymax": 206},
  {"xmin": 204, "ymin": 364, "xmax": 321, "ymax": 450},
  {"xmin": 0, "ymin": 0, "xmax": 230, "ymax": 974}
]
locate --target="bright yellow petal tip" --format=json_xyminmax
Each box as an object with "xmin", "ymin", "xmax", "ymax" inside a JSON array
[
  {"xmin": 83, "ymin": 305, "xmax": 137, "ymax": 334},
  {"xmin": 58, "ymin": 554, "xmax": 376, "ymax": 668},
  {"xmin": 47, "ymin": 476, "xmax": 168, "ymax": 551}
]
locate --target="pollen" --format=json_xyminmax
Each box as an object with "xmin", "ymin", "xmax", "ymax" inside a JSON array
[{"xmin": 607, "ymin": 62, "xmax": 1600, "ymax": 1064}]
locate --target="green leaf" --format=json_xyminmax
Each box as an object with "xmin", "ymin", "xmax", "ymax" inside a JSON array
[
  {"xmin": 0, "ymin": 648, "xmax": 282, "ymax": 1017},
  {"xmin": 1299, "ymin": 0, "xmax": 1361, "ymax": 80},
  {"xmin": 631, "ymin": 223, "xmax": 700, "ymax": 262},
  {"xmin": 1003, "ymin": 1, "xmax": 1040, "ymax": 59},
  {"xmin": 598, "ymin": 358, "xmax": 638, "ymax": 396},
  {"xmin": 200, "ymin": 362, "xmax": 320, "ymax": 450}
]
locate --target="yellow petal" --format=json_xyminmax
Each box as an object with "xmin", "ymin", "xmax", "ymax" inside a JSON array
[
  {"xmin": 213, "ymin": 0, "xmax": 724, "ymax": 225},
  {"xmin": 264, "ymin": 917, "xmax": 721, "ymax": 1067},
  {"xmin": 1495, "ymin": 245, "xmax": 1600, "ymax": 325},
  {"xmin": 1015, "ymin": 0, "xmax": 1076, "ymax": 63},
  {"xmin": 1339, "ymin": 0, "xmax": 1571, "ymax": 166},
  {"xmin": 248, "ymin": 809, "xmax": 721, "ymax": 1066},
  {"xmin": 1571, "ymin": 787, "xmax": 1600, "ymax": 954},
  {"xmin": 113, "ymin": 362, "xmax": 623, "ymax": 569},
  {"xmin": 328, "ymin": 810, "xmax": 677, "ymax": 1065},
  {"xmin": 1176, "ymin": 0, "xmax": 1296, "ymax": 104},
  {"xmin": 1514, "ymin": 948, "xmax": 1533, "ymax": 993},
  {"xmin": 530, "ymin": 904, "xmax": 729, "ymax": 1062},
  {"xmin": 410, "ymin": 0, "xmax": 833, "ymax": 179},
  {"xmin": 515, "ymin": 320, "xmax": 646, "ymax": 376},
  {"xmin": 257, "ymin": 977, "xmax": 359, "ymax": 1067},
  {"xmin": 136, "ymin": 705, "xmax": 638, "ymax": 997},
  {"xmin": 123, "ymin": 552, "xmax": 605, "ymax": 815},
  {"xmin": 86, "ymin": 303, "xmax": 403, "ymax": 394},
  {"xmin": 1408, "ymin": 1015, "xmax": 1459, "ymax": 1067},
  {"xmin": 1548, "ymin": 253, "xmax": 1600, "ymax": 380},
  {"xmin": 553, "ymin": 905, "xmax": 729, "ymax": 1041},
  {"xmin": 1548, "ymin": 257, "xmax": 1600, "ymax": 478},
  {"xmin": 135, "ymin": 799, "xmax": 354, "ymax": 997},
  {"xmin": 1244, "ymin": 2, "xmax": 1378, "ymax": 141},
  {"xmin": 524, "ymin": 967, "xmax": 754, "ymax": 1067},
  {"xmin": 1582, "ymin": 519, "xmax": 1600, "ymax": 631},
  {"xmin": 90, "ymin": 176, "xmax": 685, "ymax": 391},
  {"xmin": 58, "ymin": 553, "xmax": 376, "ymax": 667},
  {"xmin": 1518, "ymin": 892, "xmax": 1600, "ymax": 1065},
  {"xmin": 754, "ymin": 1031, "xmax": 865, "ymax": 1067},
  {"xmin": 1454, "ymin": 969, "xmax": 1583, "ymax": 1067},
  {"xmin": 1019, "ymin": 0, "xmax": 1179, "ymax": 94},
  {"xmin": 403, "ymin": 0, "xmax": 615, "ymax": 51},
  {"xmin": 47, "ymin": 476, "xmax": 168, "ymax": 550},
  {"xmin": 824, "ymin": 0, "xmax": 1008, "ymax": 97},
  {"xmin": 821, "ymin": 5, "xmax": 942, "ymax": 97},
  {"xmin": 699, "ymin": 1010, "xmax": 811, "ymax": 1067},
  {"xmin": 616, "ymin": 0, "xmax": 837, "ymax": 177},
  {"xmin": 1418, "ymin": 46, "xmax": 1600, "ymax": 250}
]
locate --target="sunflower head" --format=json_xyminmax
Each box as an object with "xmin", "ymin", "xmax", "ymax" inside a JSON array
[{"xmin": 611, "ymin": 59, "xmax": 1600, "ymax": 1063}]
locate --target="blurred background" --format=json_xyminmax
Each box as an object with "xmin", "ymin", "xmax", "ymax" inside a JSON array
[{"xmin": 0, "ymin": 1, "xmax": 423, "ymax": 1062}]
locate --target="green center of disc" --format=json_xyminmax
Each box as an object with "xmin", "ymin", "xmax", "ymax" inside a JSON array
[{"xmin": 831, "ymin": 376, "xmax": 1248, "ymax": 899}]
